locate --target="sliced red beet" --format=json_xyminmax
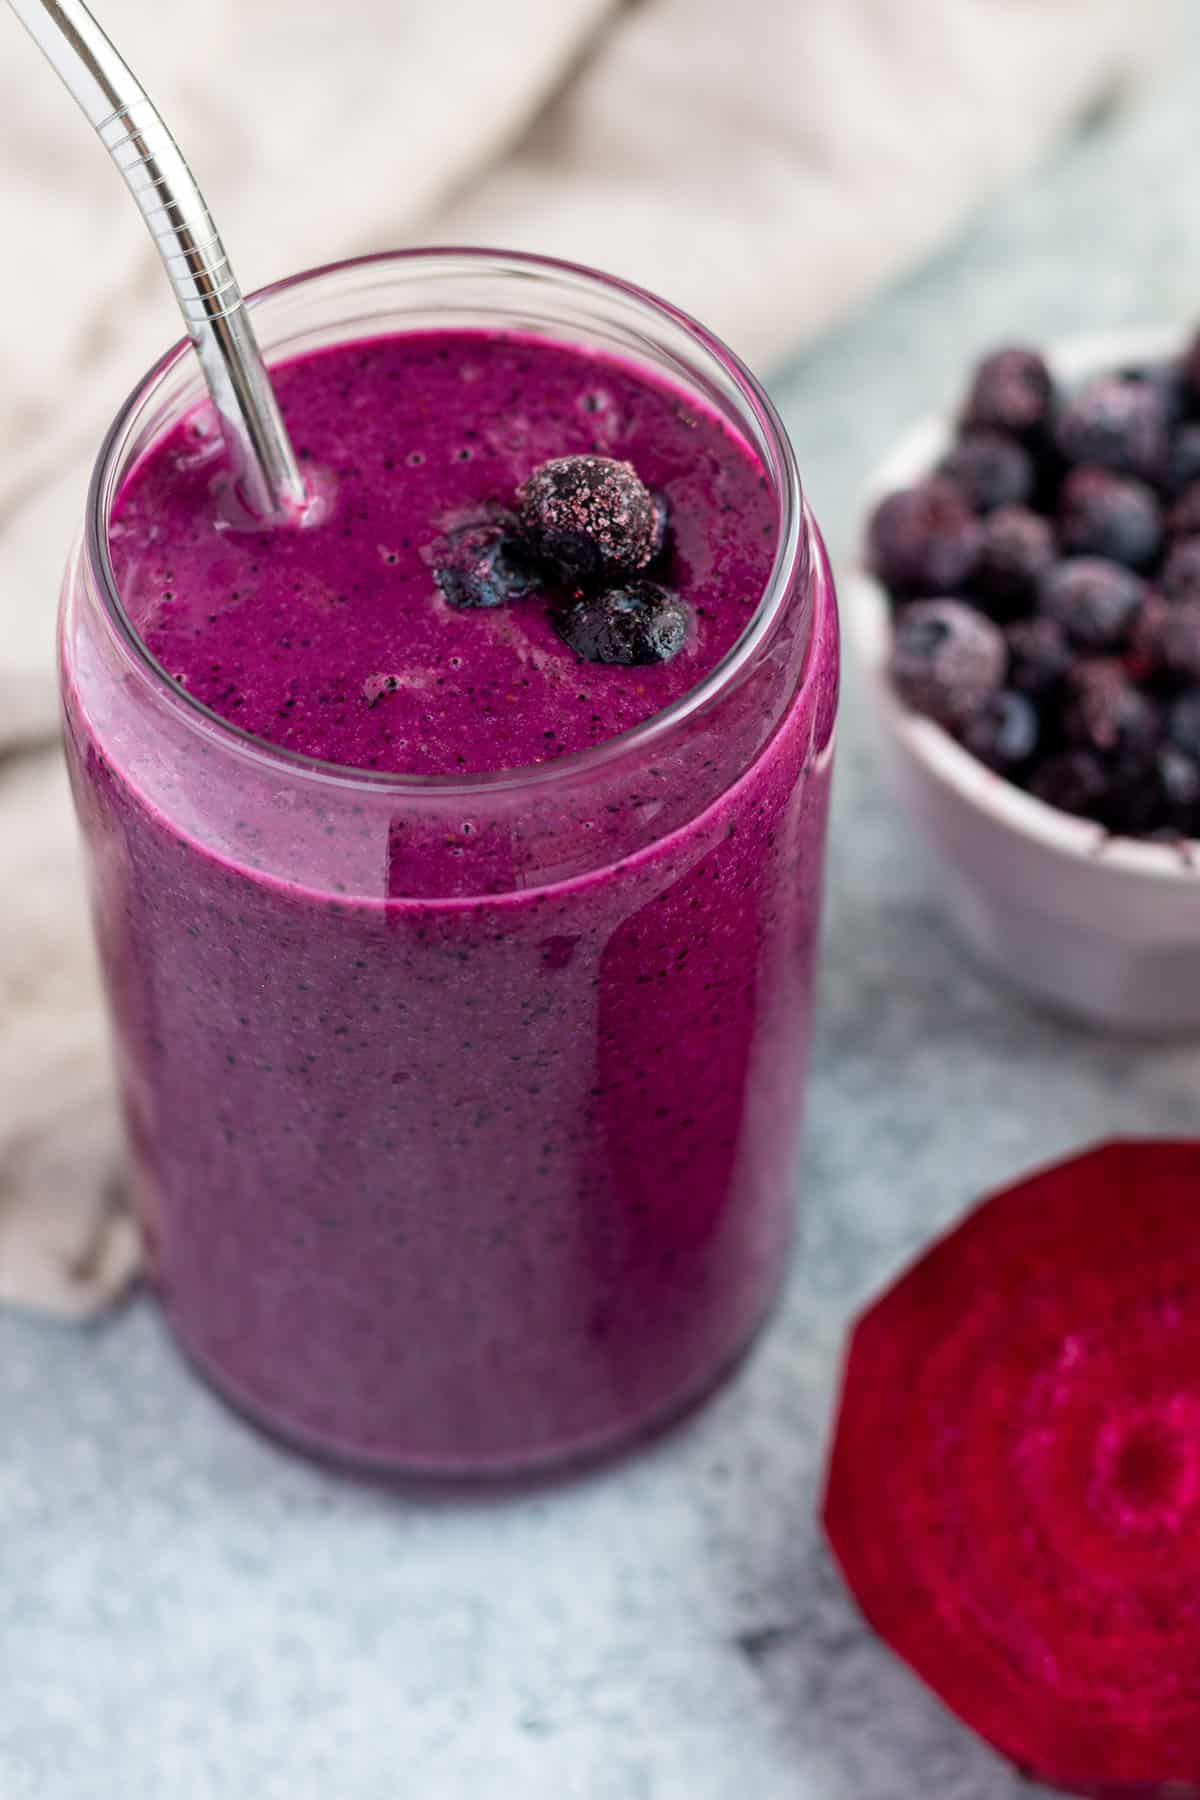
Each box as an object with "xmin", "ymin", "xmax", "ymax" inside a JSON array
[{"xmin": 823, "ymin": 1141, "xmax": 1200, "ymax": 1800}]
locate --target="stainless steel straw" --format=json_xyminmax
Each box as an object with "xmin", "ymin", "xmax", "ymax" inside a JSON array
[{"xmin": 7, "ymin": 0, "xmax": 307, "ymax": 521}]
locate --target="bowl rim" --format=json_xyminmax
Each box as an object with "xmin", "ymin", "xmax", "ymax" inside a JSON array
[{"xmin": 845, "ymin": 325, "xmax": 1200, "ymax": 888}]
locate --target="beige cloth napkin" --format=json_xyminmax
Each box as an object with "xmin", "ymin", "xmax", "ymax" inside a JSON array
[{"xmin": 0, "ymin": 0, "xmax": 1170, "ymax": 1316}]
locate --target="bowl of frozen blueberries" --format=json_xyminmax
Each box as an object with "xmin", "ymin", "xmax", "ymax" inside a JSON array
[{"xmin": 846, "ymin": 327, "xmax": 1200, "ymax": 1034}]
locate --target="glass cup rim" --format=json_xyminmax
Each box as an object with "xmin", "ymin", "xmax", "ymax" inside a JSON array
[{"xmin": 84, "ymin": 244, "xmax": 807, "ymax": 799}]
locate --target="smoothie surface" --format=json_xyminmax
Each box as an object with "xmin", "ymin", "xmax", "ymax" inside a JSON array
[{"xmin": 109, "ymin": 330, "xmax": 777, "ymax": 776}]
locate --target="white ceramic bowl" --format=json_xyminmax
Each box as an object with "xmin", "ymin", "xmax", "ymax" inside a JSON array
[{"xmin": 845, "ymin": 327, "xmax": 1200, "ymax": 1036}]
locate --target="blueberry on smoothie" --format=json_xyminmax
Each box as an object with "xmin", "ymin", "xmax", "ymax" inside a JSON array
[
  {"xmin": 553, "ymin": 579, "xmax": 689, "ymax": 665},
  {"xmin": 434, "ymin": 517, "xmax": 538, "ymax": 609},
  {"xmin": 518, "ymin": 454, "xmax": 658, "ymax": 580}
]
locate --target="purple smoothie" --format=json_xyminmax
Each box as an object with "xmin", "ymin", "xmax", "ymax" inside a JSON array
[
  {"xmin": 117, "ymin": 333, "xmax": 770, "ymax": 774},
  {"xmin": 62, "ymin": 317, "xmax": 837, "ymax": 1471}
]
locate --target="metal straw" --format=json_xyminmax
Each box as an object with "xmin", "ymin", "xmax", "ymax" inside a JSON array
[{"xmin": 7, "ymin": 0, "xmax": 307, "ymax": 522}]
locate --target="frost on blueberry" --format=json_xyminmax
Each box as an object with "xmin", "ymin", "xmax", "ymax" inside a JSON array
[
  {"xmin": 938, "ymin": 430, "xmax": 1034, "ymax": 514},
  {"xmin": 888, "ymin": 599, "xmax": 1006, "ymax": 729},
  {"xmin": 867, "ymin": 478, "xmax": 981, "ymax": 596},
  {"xmin": 960, "ymin": 346, "xmax": 1054, "ymax": 440},
  {"xmin": 518, "ymin": 455, "xmax": 658, "ymax": 582},
  {"xmin": 1057, "ymin": 467, "xmax": 1162, "ymax": 571}
]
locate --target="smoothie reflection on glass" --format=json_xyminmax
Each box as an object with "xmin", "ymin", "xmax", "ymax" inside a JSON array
[{"xmin": 60, "ymin": 249, "xmax": 839, "ymax": 1473}]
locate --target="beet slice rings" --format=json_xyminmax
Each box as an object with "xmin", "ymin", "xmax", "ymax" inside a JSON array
[{"xmin": 823, "ymin": 1141, "xmax": 1200, "ymax": 1799}]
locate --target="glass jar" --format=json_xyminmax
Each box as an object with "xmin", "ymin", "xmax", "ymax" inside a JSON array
[{"xmin": 60, "ymin": 249, "xmax": 839, "ymax": 1473}]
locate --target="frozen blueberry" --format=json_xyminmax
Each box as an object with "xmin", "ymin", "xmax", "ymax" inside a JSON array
[
  {"xmin": 1028, "ymin": 749, "xmax": 1110, "ymax": 822},
  {"xmin": 961, "ymin": 347, "xmax": 1054, "ymax": 440},
  {"xmin": 972, "ymin": 505, "xmax": 1055, "ymax": 614},
  {"xmin": 1053, "ymin": 375, "xmax": 1170, "ymax": 485},
  {"xmin": 1157, "ymin": 744, "xmax": 1200, "ymax": 830},
  {"xmin": 889, "ymin": 599, "xmax": 1006, "ymax": 729},
  {"xmin": 1120, "ymin": 361, "xmax": 1188, "ymax": 426},
  {"xmin": 1103, "ymin": 764, "xmax": 1169, "ymax": 836},
  {"xmin": 553, "ymin": 579, "xmax": 688, "ymax": 665},
  {"xmin": 867, "ymin": 478, "xmax": 981, "ymax": 595},
  {"xmin": 1004, "ymin": 616, "xmax": 1072, "ymax": 700},
  {"xmin": 1105, "ymin": 731, "xmax": 1199, "ymax": 836},
  {"xmin": 1057, "ymin": 466, "xmax": 1161, "ymax": 570},
  {"xmin": 518, "ymin": 455, "xmax": 657, "ymax": 580},
  {"xmin": 938, "ymin": 430, "xmax": 1034, "ymax": 513},
  {"xmin": 1168, "ymin": 690, "xmax": 1200, "ymax": 761},
  {"xmin": 1037, "ymin": 557, "xmax": 1145, "ymax": 651},
  {"xmin": 1162, "ymin": 538, "xmax": 1200, "ymax": 604},
  {"xmin": 1062, "ymin": 658, "xmax": 1161, "ymax": 761},
  {"xmin": 960, "ymin": 689, "xmax": 1040, "ymax": 772},
  {"xmin": 1160, "ymin": 599, "xmax": 1200, "ymax": 683},
  {"xmin": 1166, "ymin": 422, "xmax": 1200, "ymax": 497},
  {"xmin": 433, "ymin": 518, "xmax": 537, "ymax": 609},
  {"xmin": 1126, "ymin": 590, "xmax": 1171, "ymax": 683},
  {"xmin": 1181, "ymin": 329, "xmax": 1200, "ymax": 407},
  {"xmin": 1167, "ymin": 482, "xmax": 1200, "ymax": 540}
]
